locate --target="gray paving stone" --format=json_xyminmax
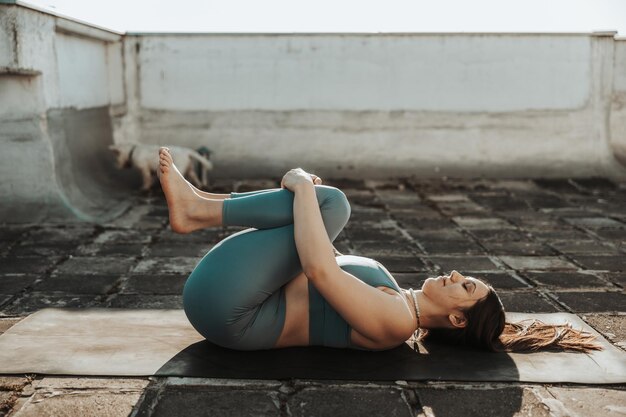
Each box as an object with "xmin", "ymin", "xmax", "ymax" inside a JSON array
[
  {"xmin": 572, "ymin": 177, "xmax": 618, "ymax": 190},
  {"xmin": 332, "ymin": 240, "xmax": 352, "ymax": 255},
  {"xmin": 427, "ymin": 193, "xmax": 469, "ymax": 202},
  {"xmin": 351, "ymin": 240, "xmax": 416, "ymax": 257},
  {"xmin": 470, "ymin": 229, "xmax": 531, "ymax": 241},
  {"xmin": 564, "ymin": 216, "xmax": 625, "ymax": 229},
  {"xmin": 501, "ymin": 214, "xmax": 560, "ymax": 229},
  {"xmin": 103, "ymin": 204, "xmax": 165, "ymax": 229},
  {"xmin": 543, "ymin": 386, "xmax": 626, "ymax": 417},
  {"xmin": 146, "ymin": 242, "xmax": 212, "ymax": 257},
  {"xmin": 552, "ymin": 291, "xmax": 626, "ymax": 313},
  {"xmin": 0, "ymin": 257, "xmax": 62, "ymax": 275},
  {"xmin": 599, "ymin": 272, "xmax": 626, "ymax": 288},
  {"xmin": 147, "ymin": 386, "xmax": 280, "ymax": 417},
  {"xmin": 29, "ymin": 376, "xmax": 148, "ymax": 389},
  {"xmin": 8, "ymin": 242, "xmax": 78, "ymax": 257},
  {"xmin": 419, "ymin": 239, "xmax": 485, "ymax": 255},
  {"xmin": 452, "ymin": 216, "xmax": 515, "ymax": 229},
  {"xmin": 0, "ymin": 227, "xmax": 29, "ymax": 242},
  {"xmin": 594, "ymin": 228, "xmax": 626, "ymax": 241},
  {"xmin": 0, "ymin": 295, "xmax": 12, "ymax": 308},
  {"xmin": 528, "ymin": 226, "xmax": 592, "ymax": 240},
  {"xmin": 33, "ymin": 274, "xmax": 120, "ymax": 294},
  {"xmin": 548, "ymin": 239, "xmax": 620, "ymax": 254},
  {"xmin": 533, "ymin": 178, "xmax": 582, "ymax": 193},
  {"xmin": 498, "ymin": 256, "xmax": 578, "ymax": 271},
  {"xmin": 497, "ymin": 292, "xmax": 560, "ymax": 312},
  {"xmin": 53, "ymin": 256, "xmax": 135, "ymax": 276},
  {"xmin": 382, "ymin": 198, "xmax": 424, "ymax": 210},
  {"xmin": 345, "ymin": 227, "xmax": 404, "ymax": 242},
  {"xmin": 481, "ymin": 241, "xmax": 556, "ymax": 256},
  {"xmin": 388, "ymin": 272, "xmax": 430, "ymax": 289},
  {"xmin": 289, "ymin": 386, "xmax": 411, "ymax": 417},
  {"xmin": 426, "ymin": 256, "xmax": 501, "ymax": 272},
  {"xmin": 0, "ymin": 275, "xmax": 40, "ymax": 295},
  {"xmin": 569, "ymin": 255, "xmax": 625, "ymax": 271},
  {"xmin": 106, "ymin": 294, "xmax": 183, "ymax": 309},
  {"xmin": 75, "ymin": 243, "xmax": 145, "ymax": 257},
  {"xmin": 348, "ymin": 209, "xmax": 389, "ymax": 224},
  {"xmin": 1, "ymin": 293, "xmax": 100, "ymax": 315},
  {"xmin": 397, "ymin": 218, "xmax": 457, "ymax": 230},
  {"xmin": 23, "ymin": 226, "xmax": 95, "ymax": 244},
  {"xmin": 524, "ymin": 194, "xmax": 570, "ymax": 209},
  {"xmin": 583, "ymin": 314, "xmax": 626, "ymax": 349},
  {"xmin": 132, "ymin": 257, "xmax": 199, "ymax": 275},
  {"xmin": 417, "ymin": 386, "xmax": 551, "ymax": 417},
  {"xmin": 11, "ymin": 383, "xmax": 145, "ymax": 417},
  {"xmin": 123, "ymin": 274, "xmax": 187, "ymax": 295},
  {"xmin": 405, "ymin": 228, "xmax": 467, "ymax": 241},
  {"xmin": 0, "ymin": 318, "xmax": 22, "ymax": 335},
  {"xmin": 522, "ymin": 271, "xmax": 610, "ymax": 288},
  {"xmin": 469, "ymin": 194, "xmax": 530, "ymax": 211},
  {"xmin": 467, "ymin": 272, "xmax": 531, "ymax": 289},
  {"xmin": 156, "ymin": 228, "xmax": 224, "ymax": 244},
  {"xmin": 93, "ymin": 229, "xmax": 152, "ymax": 244},
  {"xmin": 374, "ymin": 255, "xmax": 426, "ymax": 272},
  {"xmin": 436, "ymin": 201, "xmax": 488, "ymax": 215},
  {"xmin": 390, "ymin": 206, "xmax": 442, "ymax": 219},
  {"xmin": 347, "ymin": 193, "xmax": 384, "ymax": 208}
]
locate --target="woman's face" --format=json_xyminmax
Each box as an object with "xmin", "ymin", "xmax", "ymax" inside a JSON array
[{"xmin": 422, "ymin": 270, "xmax": 490, "ymax": 313}]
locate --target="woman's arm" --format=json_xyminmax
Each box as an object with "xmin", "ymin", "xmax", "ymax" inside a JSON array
[
  {"xmin": 292, "ymin": 182, "xmax": 413, "ymax": 343},
  {"xmin": 292, "ymin": 182, "xmax": 338, "ymax": 277}
]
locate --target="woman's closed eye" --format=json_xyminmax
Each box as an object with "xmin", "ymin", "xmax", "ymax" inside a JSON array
[{"xmin": 463, "ymin": 281, "xmax": 476, "ymax": 294}]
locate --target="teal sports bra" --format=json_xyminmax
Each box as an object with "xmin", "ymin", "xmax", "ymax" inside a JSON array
[{"xmin": 307, "ymin": 255, "xmax": 403, "ymax": 351}]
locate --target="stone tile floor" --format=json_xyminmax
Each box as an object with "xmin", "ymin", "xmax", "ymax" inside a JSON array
[{"xmin": 0, "ymin": 177, "xmax": 625, "ymax": 416}]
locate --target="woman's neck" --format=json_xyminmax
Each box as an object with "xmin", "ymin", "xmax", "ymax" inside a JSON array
[{"xmin": 403, "ymin": 289, "xmax": 450, "ymax": 330}]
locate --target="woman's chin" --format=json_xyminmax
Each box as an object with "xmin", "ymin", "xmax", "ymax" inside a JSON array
[{"xmin": 422, "ymin": 277, "xmax": 436, "ymax": 292}]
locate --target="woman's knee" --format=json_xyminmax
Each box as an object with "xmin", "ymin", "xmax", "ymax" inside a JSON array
[{"xmin": 314, "ymin": 185, "xmax": 351, "ymax": 233}]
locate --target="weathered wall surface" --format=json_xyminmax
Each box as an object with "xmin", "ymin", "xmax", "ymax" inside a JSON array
[
  {"xmin": 0, "ymin": 3, "xmax": 137, "ymax": 223},
  {"xmin": 116, "ymin": 32, "xmax": 626, "ymax": 180},
  {"xmin": 1, "ymin": 1, "xmax": 626, "ymax": 223},
  {"xmin": 609, "ymin": 38, "xmax": 626, "ymax": 166}
]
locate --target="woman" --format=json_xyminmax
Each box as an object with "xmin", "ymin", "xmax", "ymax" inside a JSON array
[{"xmin": 156, "ymin": 147, "xmax": 602, "ymax": 353}]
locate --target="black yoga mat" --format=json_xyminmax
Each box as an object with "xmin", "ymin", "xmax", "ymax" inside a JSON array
[{"xmin": 0, "ymin": 308, "xmax": 623, "ymax": 383}]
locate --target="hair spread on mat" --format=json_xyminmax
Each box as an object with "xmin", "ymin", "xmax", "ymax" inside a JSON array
[{"xmin": 410, "ymin": 281, "xmax": 603, "ymax": 353}]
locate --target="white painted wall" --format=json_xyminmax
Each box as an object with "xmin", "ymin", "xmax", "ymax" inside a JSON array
[
  {"xmin": 2, "ymin": 1, "xmax": 626, "ymax": 223},
  {"xmin": 609, "ymin": 39, "xmax": 626, "ymax": 166},
  {"xmin": 0, "ymin": 3, "xmax": 127, "ymax": 223},
  {"xmin": 139, "ymin": 35, "xmax": 592, "ymax": 112},
  {"xmin": 125, "ymin": 32, "xmax": 626, "ymax": 179}
]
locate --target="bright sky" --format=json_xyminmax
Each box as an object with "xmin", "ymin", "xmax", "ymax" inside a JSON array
[{"xmin": 20, "ymin": 0, "xmax": 626, "ymax": 35}]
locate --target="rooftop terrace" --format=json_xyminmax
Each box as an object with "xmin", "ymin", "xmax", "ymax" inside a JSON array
[{"xmin": 0, "ymin": 2, "xmax": 625, "ymax": 416}]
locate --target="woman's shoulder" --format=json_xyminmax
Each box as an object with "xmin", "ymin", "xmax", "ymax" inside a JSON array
[{"xmin": 337, "ymin": 255, "xmax": 402, "ymax": 293}]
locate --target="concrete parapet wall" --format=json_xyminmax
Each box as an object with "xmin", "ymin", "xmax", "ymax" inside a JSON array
[
  {"xmin": 0, "ymin": 3, "xmax": 135, "ymax": 223},
  {"xmin": 1, "ymin": 1, "xmax": 626, "ymax": 223},
  {"xmin": 119, "ymin": 32, "xmax": 626, "ymax": 179},
  {"xmin": 609, "ymin": 39, "xmax": 626, "ymax": 166}
]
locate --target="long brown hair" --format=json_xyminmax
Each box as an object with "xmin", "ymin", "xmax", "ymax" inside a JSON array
[{"xmin": 415, "ymin": 283, "xmax": 603, "ymax": 353}]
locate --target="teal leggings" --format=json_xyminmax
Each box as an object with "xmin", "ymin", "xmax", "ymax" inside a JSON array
[{"xmin": 182, "ymin": 185, "xmax": 351, "ymax": 350}]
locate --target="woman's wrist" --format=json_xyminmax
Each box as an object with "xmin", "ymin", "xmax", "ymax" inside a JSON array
[{"xmin": 293, "ymin": 180, "xmax": 314, "ymax": 193}]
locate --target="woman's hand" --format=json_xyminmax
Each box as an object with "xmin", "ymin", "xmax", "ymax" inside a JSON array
[{"xmin": 280, "ymin": 168, "xmax": 322, "ymax": 192}]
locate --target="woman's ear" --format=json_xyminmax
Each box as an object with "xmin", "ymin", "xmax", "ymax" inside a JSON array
[{"xmin": 448, "ymin": 313, "xmax": 467, "ymax": 329}]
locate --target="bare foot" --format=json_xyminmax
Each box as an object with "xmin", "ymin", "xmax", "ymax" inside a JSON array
[{"xmin": 158, "ymin": 147, "xmax": 218, "ymax": 233}]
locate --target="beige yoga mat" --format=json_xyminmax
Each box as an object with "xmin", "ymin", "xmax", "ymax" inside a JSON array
[{"xmin": 0, "ymin": 308, "xmax": 624, "ymax": 383}]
